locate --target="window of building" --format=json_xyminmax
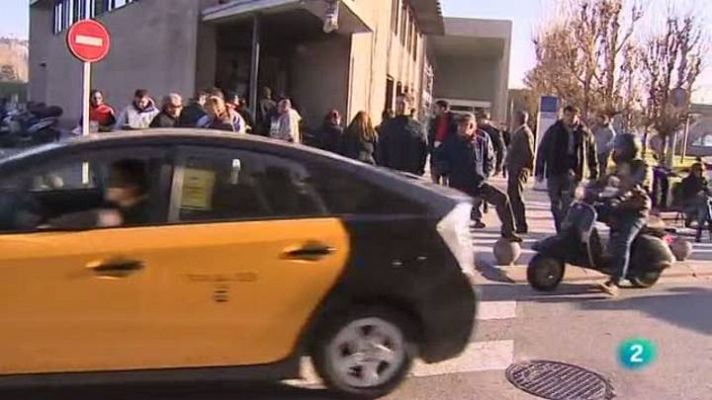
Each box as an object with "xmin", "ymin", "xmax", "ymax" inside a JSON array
[
  {"xmin": 391, "ymin": 0, "xmax": 400, "ymax": 35},
  {"xmin": 399, "ymin": 2, "xmax": 408, "ymax": 46},
  {"xmin": 411, "ymin": 25, "xmax": 419, "ymax": 61},
  {"xmin": 174, "ymin": 149, "xmax": 325, "ymax": 223},
  {"xmin": 52, "ymin": 0, "xmax": 139, "ymax": 34}
]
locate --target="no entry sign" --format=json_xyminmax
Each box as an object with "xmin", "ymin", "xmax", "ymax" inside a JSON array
[{"xmin": 67, "ymin": 20, "xmax": 111, "ymax": 63}]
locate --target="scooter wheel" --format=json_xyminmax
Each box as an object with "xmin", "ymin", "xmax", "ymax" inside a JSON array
[
  {"xmin": 629, "ymin": 270, "xmax": 663, "ymax": 289},
  {"xmin": 527, "ymin": 255, "xmax": 565, "ymax": 292}
]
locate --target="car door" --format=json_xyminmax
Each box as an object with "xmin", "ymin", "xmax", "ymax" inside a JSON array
[
  {"xmin": 0, "ymin": 146, "xmax": 173, "ymax": 375},
  {"xmin": 133, "ymin": 146, "xmax": 350, "ymax": 368}
]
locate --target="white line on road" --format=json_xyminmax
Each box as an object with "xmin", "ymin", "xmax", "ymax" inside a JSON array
[
  {"xmin": 412, "ymin": 340, "xmax": 515, "ymax": 377},
  {"xmin": 477, "ymin": 301, "xmax": 517, "ymax": 320},
  {"xmin": 75, "ymin": 34, "xmax": 103, "ymax": 47}
]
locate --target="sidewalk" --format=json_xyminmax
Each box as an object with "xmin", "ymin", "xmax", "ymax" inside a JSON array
[{"xmin": 472, "ymin": 177, "xmax": 712, "ymax": 284}]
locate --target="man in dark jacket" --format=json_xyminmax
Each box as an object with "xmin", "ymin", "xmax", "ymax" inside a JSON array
[
  {"xmin": 535, "ymin": 105, "xmax": 599, "ymax": 232},
  {"xmin": 380, "ymin": 96, "xmax": 428, "ymax": 176},
  {"xmin": 428, "ymin": 100, "xmax": 458, "ymax": 184},
  {"xmin": 178, "ymin": 90, "xmax": 207, "ymax": 128},
  {"xmin": 437, "ymin": 113, "xmax": 521, "ymax": 243},
  {"xmin": 478, "ymin": 111, "xmax": 507, "ymax": 176},
  {"xmin": 506, "ymin": 111, "xmax": 535, "ymax": 233}
]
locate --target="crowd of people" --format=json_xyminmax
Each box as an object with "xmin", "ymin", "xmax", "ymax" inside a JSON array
[{"xmin": 78, "ymin": 86, "xmax": 303, "ymax": 142}]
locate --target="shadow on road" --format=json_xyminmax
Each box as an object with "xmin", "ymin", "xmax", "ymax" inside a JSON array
[{"xmin": 0, "ymin": 381, "xmax": 345, "ymax": 400}]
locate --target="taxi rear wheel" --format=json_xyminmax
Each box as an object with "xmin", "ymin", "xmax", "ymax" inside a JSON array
[{"xmin": 312, "ymin": 306, "xmax": 418, "ymax": 399}]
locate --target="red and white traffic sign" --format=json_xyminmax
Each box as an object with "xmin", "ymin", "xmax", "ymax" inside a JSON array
[{"xmin": 67, "ymin": 19, "xmax": 111, "ymax": 63}]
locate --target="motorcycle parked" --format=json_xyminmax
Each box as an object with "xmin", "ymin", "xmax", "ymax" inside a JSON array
[
  {"xmin": 0, "ymin": 104, "xmax": 63, "ymax": 148},
  {"xmin": 528, "ymin": 189, "xmax": 675, "ymax": 292}
]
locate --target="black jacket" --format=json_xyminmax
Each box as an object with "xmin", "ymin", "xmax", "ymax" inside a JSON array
[
  {"xmin": 480, "ymin": 123, "xmax": 506, "ymax": 173},
  {"xmin": 379, "ymin": 116, "xmax": 428, "ymax": 175},
  {"xmin": 318, "ymin": 123, "xmax": 344, "ymax": 154},
  {"xmin": 436, "ymin": 131, "xmax": 494, "ymax": 194},
  {"xmin": 341, "ymin": 132, "xmax": 379, "ymax": 166},
  {"xmin": 178, "ymin": 103, "xmax": 206, "ymax": 128},
  {"xmin": 238, "ymin": 108, "xmax": 255, "ymax": 132},
  {"xmin": 150, "ymin": 112, "xmax": 179, "ymax": 128},
  {"xmin": 679, "ymin": 175, "xmax": 709, "ymax": 202},
  {"xmin": 535, "ymin": 120, "xmax": 599, "ymax": 181},
  {"xmin": 428, "ymin": 112, "xmax": 458, "ymax": 153}
]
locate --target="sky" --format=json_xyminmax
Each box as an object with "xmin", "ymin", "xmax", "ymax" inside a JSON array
[
  {"xmin": 441, "ymin": 0, "xmax": 712, "ymax": 101},
  {"xmin": 0, "ymin": 1, "xmax": 28, "ymax": 40},
  {"xmin": 3, "ymin": 0, "xmax": 712, "ymax": 100}
]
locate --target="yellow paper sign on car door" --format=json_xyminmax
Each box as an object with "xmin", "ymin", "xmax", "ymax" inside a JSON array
[{"xmin": 181, "ymin": 168, "xmax": 216, "ymax": 210}]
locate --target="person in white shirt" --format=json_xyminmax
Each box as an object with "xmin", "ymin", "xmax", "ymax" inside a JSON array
[
  {"xmin": 270, "ymin": 98, "xmax": 302, "ymax": 143},
  {"xmin": 593, "ymin": 111, "xmax": 617, "ymax": 178},
  {"xmin": 115, "ymin": 89, "xmax": 160, "ymax": 130}
]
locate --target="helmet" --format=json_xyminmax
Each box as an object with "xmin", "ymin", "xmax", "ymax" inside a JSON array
[{"xmin": 612, "ymin": 133, "xmax": 641, "ymax": 164}]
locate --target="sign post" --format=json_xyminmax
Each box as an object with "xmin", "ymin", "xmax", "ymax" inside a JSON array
[
  {"xmin": 534, "ymin": 96, "xmax": 560, "ymax": 191},
  {"xmin": 66, "ymin": 19, "xmax": 110, "ymax": 183}
]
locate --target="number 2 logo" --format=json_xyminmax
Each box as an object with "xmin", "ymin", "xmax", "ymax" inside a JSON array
[
  {"xmin": 619, "ymin": 338, "xmax": 656, "ymax": 370},
  {"xmin": 629, "ymin": 344, "xmax": 644, "ymax": 363}
]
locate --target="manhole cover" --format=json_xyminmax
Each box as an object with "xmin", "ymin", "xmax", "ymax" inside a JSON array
[{"xmin": 506, "ymin": 360, "xmax": 615, "ymax": 400}]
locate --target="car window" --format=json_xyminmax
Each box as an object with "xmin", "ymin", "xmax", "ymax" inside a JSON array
[
  {"xmin": 0, "ymin": 149, "xmax": 169, "ymax": 233},
  {"xmin": 307, "ymin": 162, "xmax": 427, "ymax": 216},
  {"xmin": 173, "ymin": 148, "xmax": 325, "ymax": 223}
]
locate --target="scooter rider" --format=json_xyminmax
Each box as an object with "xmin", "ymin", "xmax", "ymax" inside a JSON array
[{"xmin": 597, "ymin": 133, "xmax": 651, "ymax": 297}]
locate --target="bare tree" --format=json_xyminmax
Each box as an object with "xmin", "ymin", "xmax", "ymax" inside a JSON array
[
  {"xmin": 526, "ymin": 0, "xmax": 643, "ymax": 122},
  {"xmin": 640, "ymin": 12, "xmax": 704, "ymax": 163}
]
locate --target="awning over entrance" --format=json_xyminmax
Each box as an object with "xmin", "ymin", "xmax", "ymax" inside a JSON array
[{"xmin": 202, "ymin": 0, "xmax": 371, "ymax": 34}]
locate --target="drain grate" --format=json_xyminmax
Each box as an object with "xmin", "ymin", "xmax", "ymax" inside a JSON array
[{"xmin": 506, "ymin": 360, "xmax": 615, "ymax": 400}]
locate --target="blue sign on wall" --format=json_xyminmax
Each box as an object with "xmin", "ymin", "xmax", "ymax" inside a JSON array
[{"xmin": 540, "ymin": 96, "xmax": 559, "ymax": 114}]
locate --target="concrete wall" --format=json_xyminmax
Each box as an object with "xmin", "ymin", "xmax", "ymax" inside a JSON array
[
  {"xmin": 28, "ymin": 2, "xmax": 51, "ymax": 103},
  {"xmin": 30, "ymin": 0, "xmax": 202, "ymax": 123},
  {"xmin": 346, "ymin": 0, "xmax": 390, "ymax": 125},
  {"xmin": 430, "ymin": 18, "xmax": 512, "ymax": 122},
  {"xmin": 434, "ymin": 56, "xmax": 498, "ymax": 101},
  {"xmin": 290, "ymin": 36, "xmax": 351, "ymax": 129},
  {"xmin": 347, "ymin": 0, "xmax": 429, "ymax": 125}
]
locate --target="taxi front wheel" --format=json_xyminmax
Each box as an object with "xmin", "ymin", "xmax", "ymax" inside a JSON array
[{"xmin": 312, "ymin": 306, "xmax": 418, "ymax": 399}]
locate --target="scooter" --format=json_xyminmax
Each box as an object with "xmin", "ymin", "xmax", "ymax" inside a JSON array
[
  {"xmin": 527, "ymin": 188, "xmax": 675, "ymax": 292},
  {"xmin": 0, "ymin": 105, "xmax": 63, "ymax": 148}
]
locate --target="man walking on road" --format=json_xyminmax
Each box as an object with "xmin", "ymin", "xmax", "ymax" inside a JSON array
[
  {"xmin": 428, "ymin": 100, "xmax": 458, "ymax": 184},
  {"xmin": 506, "ymin": 111, "xmax": 535, "ymax": 234},
  {"xmin": 535, "ymin": 105, "xmax": 598, "ymax": 232},
  {"xmin": 380, "ymin": 96, "xmax": 428, "ymax": 176},
  {"xmin": 593, "ymin": 111, "xmax": 617, "ymax": 178},
  {"xmin": 437, "ymin": 113, "xmax": 521, "ymax": 243}
]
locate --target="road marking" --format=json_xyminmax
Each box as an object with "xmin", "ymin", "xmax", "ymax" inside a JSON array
[
  {"xmin": 477, "ymin": 301, "xmax": 517, "ymax": 320},
  {"xmin": 75, "ymin": 34, "xmax": 104, "ymax": 47},
  {"xmin": 413, "ymin": 340, "xmax": 514, "ymax": 376}
]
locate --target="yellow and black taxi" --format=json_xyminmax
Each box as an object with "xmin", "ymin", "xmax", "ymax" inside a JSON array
[{"xmin": 0, "ymin": 130, "xmax": 477, "ymax": 399}]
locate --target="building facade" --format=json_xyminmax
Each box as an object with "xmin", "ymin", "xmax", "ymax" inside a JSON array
[
  {"xmin": 29, "ymin": 0, "xmax": 443, "ymax": 129},
  {"xmin": 429, "ymin": 17, "xmax": 512, "ymax": 123}
]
